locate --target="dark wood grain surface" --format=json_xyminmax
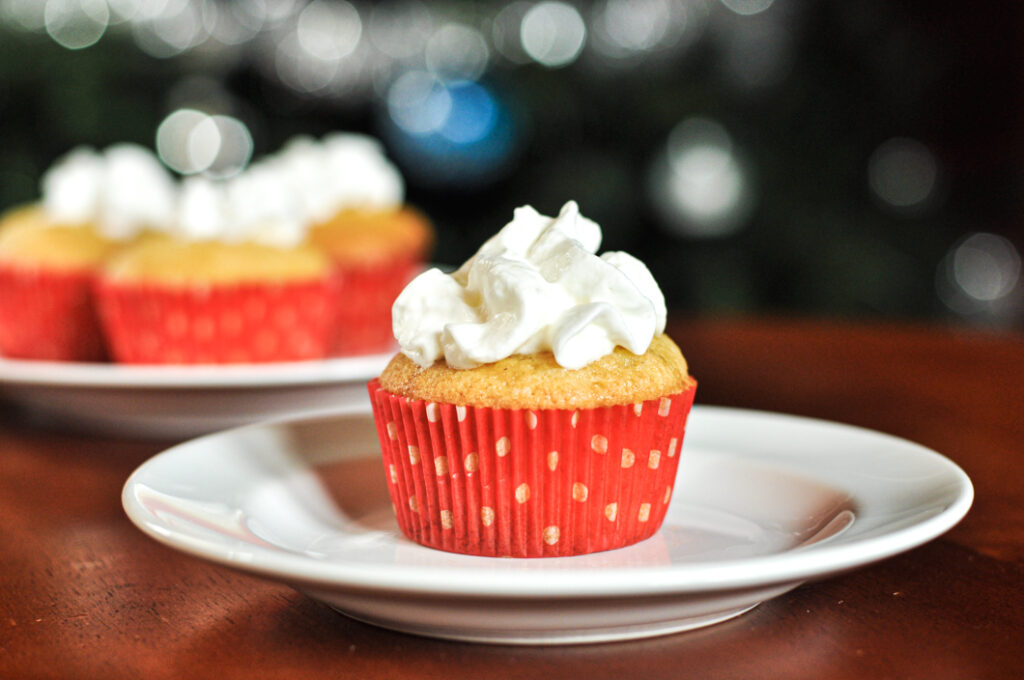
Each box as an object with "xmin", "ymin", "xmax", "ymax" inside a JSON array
[{"xmin": 2, "ymin": 317, "xmax": 1022, "ymax": 679}]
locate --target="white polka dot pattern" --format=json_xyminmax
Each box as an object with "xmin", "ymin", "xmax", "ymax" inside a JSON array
[
  {"xmin": 96, "ymin": 279, "xmax": 335, "ymax": 364},
  {"xmin": 368, "ymin": 382, "xmax": 697, "ymax": 558},
  {"xmin": 543, "ymin": 526, "xmax": 560, "ymax": 545},
  {"xmin": 648, "ymin": 450, "xmax": 661, "ymax": 469},
  {"xmin": 456, "ymin": 405, "xmax": 467, "ymax": 422},
  {"xmin": 659, "ymin": 397, "xmax": 672, "ymax": 416}
]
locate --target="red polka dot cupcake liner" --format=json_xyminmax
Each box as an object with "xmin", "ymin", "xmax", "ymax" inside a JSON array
[
  {"xmin": 94, "ymin": 279, "xmax": 335, "ymax": 364},
  {"xmin": 368, "ymin": 378, "xmax": 697, "ymax": 558},
  {"xmin": 0, "ymin": 263, "xmax": 106, "ymax": 361},
  {"xmin": 331, "ymin": 258, "xmax": 422, "ymax": 356}
]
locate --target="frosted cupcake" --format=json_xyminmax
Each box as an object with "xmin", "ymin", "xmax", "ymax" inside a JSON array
[
  {"xmin": 0, "ymin": 145, "xmax": 174, "ymax": 360},
  {"xmin": 95, "ymin": 176, "xmax": 334, "ymax": 364},
  {"xmin": 273, "ymin": 134, "xmax": 432, "ymax": 356},
  {"xmin": 369, "ymin": 201, "xmax": 696, "ymax": 558}
]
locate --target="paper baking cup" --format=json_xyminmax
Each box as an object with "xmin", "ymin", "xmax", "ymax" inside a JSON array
[
  {"xmin": 330, "ymin": 258, "xmax": 421, "ymax": 356},
  {"xmin": 368, "ymin": 379, "xmax": 697, "ymax": 558},
  {"xmin": 0, "ymin": 263, "xmax": 106, "ymax": 361},
  {"xmin": 95, "ymin": 279, "xmax": 334, "ymax": 364}
]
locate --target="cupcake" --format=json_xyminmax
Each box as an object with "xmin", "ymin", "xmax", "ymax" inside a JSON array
[
  {"xmin": 368, "ymin": 201, "xmax": 696, "ymax": 558},
  {"xmin": 95, "ymin": 176, "xmax": 335, "ymax": 364},
  {"xmin": 274, "ymin": 134, "xmax": 432, "ymax": 356},
  {"xmin": 0, "ymin": 145, "xmax": 174, "ymax": 361}
]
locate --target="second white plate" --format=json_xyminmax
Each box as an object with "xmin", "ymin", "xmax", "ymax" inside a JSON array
[
  {"xmin": 0, "ymin": 353, "xmax": 390, "ymax": 438},
  {"xmin": 122, "ymin": 405, "xmax": 972, "ymax": 644}
]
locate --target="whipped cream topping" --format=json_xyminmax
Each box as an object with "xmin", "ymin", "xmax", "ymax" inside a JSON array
[
  {"xmin": 39, "ymin": 133, "xmax": 404, "ymax": 247},
  {"xmin": 176, "ymin": 175, "xmax": 307, "ymax": 248},
  {"xmin": 41, "ymin": 144, "xmax": 176, "ymax": 240},
  {"xmin": 272, "ymin": 133, "xmax": 404, "ymax": 223},
  {"xmin": 393, "ymin": 201, "xmax": 667, "ymax": 370}
]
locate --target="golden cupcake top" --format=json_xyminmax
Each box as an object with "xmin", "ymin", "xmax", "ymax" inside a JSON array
[
  {"xmin": 101, "ymin": 237, "xmax": 330, "ymax": 286},
  {"xmin": 379, "ymin": 333, "xmax": 693, "ymax": 409},
  {"xmin": 0, "ymin": 205, "xmax": 114, "ymax": 269},
  {"xmin": 309, "ymin": 207, "xmax": 433, "ymax": 265}
]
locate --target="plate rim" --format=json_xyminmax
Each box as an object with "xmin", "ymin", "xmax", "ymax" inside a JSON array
[
  {"xmin": 122, "ymin": 405, "xmax": 974, "ymax": 599},
  {"xmin": 0, "ymin": 352, "xmax": 392, "ymax": 389}
]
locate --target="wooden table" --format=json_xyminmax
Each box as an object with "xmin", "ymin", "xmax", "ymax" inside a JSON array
[{"xmin": 2, "ymin": 317, "xmax": 1022, "ymax": 679}]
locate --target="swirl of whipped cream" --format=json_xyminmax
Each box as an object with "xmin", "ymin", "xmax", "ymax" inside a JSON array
[
  {"xmin": 393, "ymin": 201, "xmax": 667, "ymax": 370},
  {"xmin": 41, "ymin": 144, "xmax": 176, "ymax": 239},
  {"xmin": 175, "ymin": 174, "xmax": 307, "ymax": 248},
  {"xmin": 272, "ymin": 134, "xmax": 404, "ymax": 223}
]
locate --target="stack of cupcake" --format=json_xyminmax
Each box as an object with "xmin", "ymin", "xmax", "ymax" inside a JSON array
[{"xmin": 0, "ymin": 135, "xmax": 432, "ymax": 364}]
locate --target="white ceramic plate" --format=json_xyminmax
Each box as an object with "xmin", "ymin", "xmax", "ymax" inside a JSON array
[
  {"xmin": 0, "ymin": 354, "xmax": 389, "ymax": 438},
  {"xmin": 122, "ymin": 405, "xmax": 972, "ymax": 645}
]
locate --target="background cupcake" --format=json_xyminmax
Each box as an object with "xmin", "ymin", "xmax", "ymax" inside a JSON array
[
  {"xmin": 95, "ymin": 175, "xmax": 335, "ymax": 364},
  {"xmin": 274, "ymin": 134, "xmax": 433, "ymax": 356},
  {"xmin": 369, "ymin": 201, "xmax": 696, "ymax": 558},
  {"xmin": 0, "ymin": 145, "xmax": 174, "ymax": 361}
]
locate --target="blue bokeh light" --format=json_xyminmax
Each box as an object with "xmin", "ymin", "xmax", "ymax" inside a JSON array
[{"xmin": 382, "ymin": 78, "xmax": 518, "ymax": 188}]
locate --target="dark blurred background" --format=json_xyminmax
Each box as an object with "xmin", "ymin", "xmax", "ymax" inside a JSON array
[{"xmin": 1, "ymin": 0, "xmax": 1021, "ymax": 327}]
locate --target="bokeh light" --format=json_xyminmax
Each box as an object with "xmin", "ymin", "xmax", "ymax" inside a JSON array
[
  {"xmin": 868, "ymin": 137, "xmax": 939, "ymax": 214},
  {"xmin": 210, "ymin": 1, "xmax": 262, "ymax": 45},
  {"xmin": 650, "ymin": 117, "xmax": 754, "ymax": 238},
  {"xmin": 131, "ymin": 0, "xmax": 210, "ymax": 58},
  {"xmin": 719, "ymin": 0, "xmax": 774, "ymax": 17},
  {"xmin": 296, "ymin": 0, "xmax": 361, "ymax": 61},
  {"xmin": 952, "ymin": 233, "xmax": 1020, "ymax": 301},
  {"xmin": 592, "ymin": 0, "xmax": 670, "ymax": 57},
  {"xmin": 491, "ymin": 2, "xmax": 532, "ymax": 65},
  {"xmin": 368, "ymin": 1, "xmax": 434, "ymax": 60},
  {"xmin": 203, "ymin": 115, "xmax": 254, "ymax": 178},
  {"xmin": 248, "ymin": 0, "xmax": 303, "ymax": 25},
  {"xmin": 156, "ymin": 108, "xmax": 253, "ymax": 176},
  {"xmin": 103, "ymin": 0, "xmax": 149, "ymax": 23},
  {"xmin": 383, "ymin": 79, "xmax": 517, "ymax": 188},
  {"xmin": 43, "ymin": 0, "xmax": 109, "ymax": 50},
  {"xmin": 1, "ymin": 0, "xmax": 49, "ymax": 31},
  {"xmin": 521, "ymin": 2, "xmax": 586, "ymax": 68},
  {"xmin": 274, "ymin": 30, "xmax": 338, "ymax": 94},
  {"xmin": 937, "ymin": 233, "xmax": 1022, "ymax": 320},
  {"xmin": 387, "ymin": 71, "xmax": 452, "ymax": 135},
  {"xmin": 425, "ymin": 23, "xmax": 490, "ymax": 81},
  {"xmin": 718, "ymin": 8, "xmax": 792, "ymax": 91},
  {"xmin": 436, "ymin": 81, "xmax": 497, "ymax": 144}
]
